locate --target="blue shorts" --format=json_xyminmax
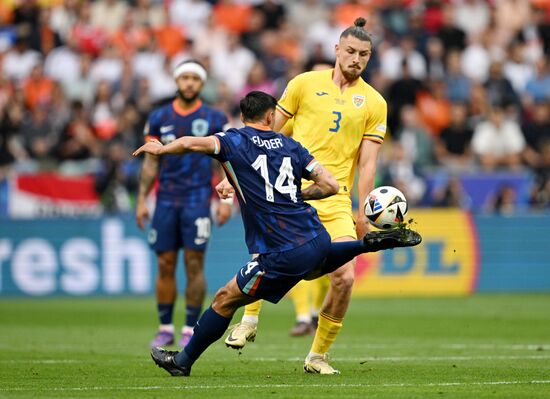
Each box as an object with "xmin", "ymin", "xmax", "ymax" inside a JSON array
[
  {"xmin": 148, "ymin": 200, "xmax": 211, "ymax": 253},
  {"xmin": 236, "ymin": 230, "xmax": 331, "ymax": 303}
]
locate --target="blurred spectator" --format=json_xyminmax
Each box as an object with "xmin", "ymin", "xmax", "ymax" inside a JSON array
[
  {"xmin": 146, "ymin": 58, "xmax": 178, "ymax": 103},
  {"xmin": 530, "ymin": 138, "xmax": 550, "ymax": 209},
  {"xmin": 95, "ymin": 141, "xmax": 136, "ymax": 213},
  {"xmin": 90, "ymin": 0, "xmax": 128, "ymax": 35},
  {"xmin": 170, "ymin": 0, "xmax": 211, "ymax": 40},
  {"xmin": 91, "ymin": 80, "xmax": 118, "ymax": 141},
  {"xmin": 523, "ymin": 57, "xmax": 550, "ymax": 105},
  {"xmin": 380, "ymin": 141, "xmax": 426, "ymax": 206},
  {"xmin": 516, "ymin": 4, "xmax": 550, "ymax": 61},
  {"xmin": 2, "ymin": 33, "xmax": 41, "ymax": 84},
  {"xmin": 212, "ymin": 0, "xmax": 252, "ymax": 34},
  {"xmin": 22, "ymin": 62, "xmax": 54, "ymax": 111},
  {"xmin": 471, "ymin": 103, "xmax": 526, "ymax": 170},
  {"xmin": 0, "ymin": 101, "xmax": 26, "ymax": 177},
  {"xmin": 62, "ymin": 52, "xmax": 96, "ymax": 106},
  {"xmin": 286, "ymin": 0, "xmax": 329, "ymax": 35},
  {"xmin": 111, "ymin": 10, "xmax": 150, "ymax": 59},
  {"xmin": 380, "ymin": 36, "xmax": 427, "ymax": 81},
  {"xmin": 435, "ymin": 102, "xmax": 474, "ymax": 171},
  {"xmin": 485, "ymin": 184, "xmax": 518, "ymax": 215},
  {"xmin": 454, "ymin": 0, "xmax": 490, "ymax": 39},
  {"xmin": 437, "ymin": 4, "xmax": 466, "ymax": 55},
  {"xmin": 44, "ymin": 37, "xmax": 80, "ymax": 84},
  {"xmin": 416, "ymin": 78, "xmax": 451, "ymax": 136},
  {"xmin": 56, "ymin": 101, "xmax": 99, "ymax": 161},
  {"xmin": 433, "ymin": 177, "xmax": 472, "ymax": 209},
  {"xmin": 257, "ymin": 30, "xmax": 290, "ymax": 80},
  {"xmin": 461, "ymin": 31, "xmax": 491, "ymax": 83},
  {"xmin": 306, "ymin": 7, "xmax": 343, "ymax": 61},
  {"xmin": 503, "ymin": 41, "xmax": 535, "ymax": 95},
  {"xmin": 20, "ymin": 105, "xmax": 57, "ymax": 167},
  {"xmin": 334, "ymin": 0, "xmax": 371, "ymax": 28},
  {"xmin": 237, "ymin": 60, "xmax": 277, "ymax": 101},
  {"xmin": 423, "ymin": 0, "xmax": 444, "ymax": 35},
  {"xmin": 386, "ymin": 59, "xmax": 423, "ymax": 136},
  {"xmin": 90, "ymin": 45, "xmax": 124, "ymax": 84},
  {"xmin": 210, "ymin": 32, "xmax": 255, "ymax": 95},
  {"xmin": 425, "ymin": 37, "xmax": 445, "ymax": 80},
  {"xmin": 397, "ymin": 105, "xmax": 434, "ymax": 172},
  {"xmin": 49, "ymin": 0, "xmax": 80, "ymax": 42},
  {"xmin": 254, "ymin": 0, "xmax": 286, "ymax": 30},
  {"xmin": 444, "ymin": 49, "xmax": 471, "ymax": 103},
  {"xmin": 484, "ymin": 61, "xmax": 520, "ymax": 109},
  {"xmin": 522, "ymin": 100, "xmax": 550, "ymax": 167},
  {"xmin": 70, "ymin": 2, "xmax": 107, "ymax": 57},
  {"xmin": 379, "ymin": 0, "xmax": 410, "ymax": 38},
  {"xmin": 134, "ymin": 0, "xmax": 166, "ymax": 29},
  {"xmin": 494, "ymin": 0, "xmax": 532, "ymax": 46},
  {"xmin": 241, "ymin": 9, "xmax": 268, "ymax": 56}
]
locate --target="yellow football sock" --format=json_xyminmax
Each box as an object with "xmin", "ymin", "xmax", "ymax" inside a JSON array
[
  {"xmin": 310, "ymin": 311, "xmax": 343, "ymax": 354},
  {"xmin": 243, "ymin": 300, "xmax": 262, "ymax": 317},
  {"xmin": 290, "ymin": 280, "xmax": 312, "ymax": 320},
  {"xmin": 312, "ymin": 275, "xmax": 330, "ymax": 313}
]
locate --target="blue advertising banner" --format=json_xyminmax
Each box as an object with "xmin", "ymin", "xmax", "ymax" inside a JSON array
[
  {"xmin": 1, "ymin": 212, "xmax": 549, "ymax": 296},
  {"xmin": 0, "ymin": 217, "xmax": 248, "ymax": 296}
]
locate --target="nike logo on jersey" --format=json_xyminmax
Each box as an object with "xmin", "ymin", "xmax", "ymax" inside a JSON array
[
  {"xmin": 316, "ymin": 91, "xmax": 329, "ymax": 96},
  {"xmin": 160, "ymin": 125, "xmax": 175, "ymax": 133},
  {"xmin": 194, "ymin": 238, "xmax": 208, "ymax": 245}
]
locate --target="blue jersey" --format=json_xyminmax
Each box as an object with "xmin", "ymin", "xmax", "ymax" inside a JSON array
[
  {"xmin": 213, "ymin": 126, "xmax": 325, "ymax": 254},
  {"xmin": 144, "ymin": 100, "xmax": 228, "ymax": 206}
]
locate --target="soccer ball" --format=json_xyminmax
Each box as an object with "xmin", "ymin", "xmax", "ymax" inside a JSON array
[{"xmin": 364, "ymin": 186, "xmax": 408, "ymax": 229}]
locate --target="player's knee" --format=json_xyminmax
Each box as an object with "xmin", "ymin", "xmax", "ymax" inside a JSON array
[
  {"xmin": 157, "ymin": 257, "xmax": 176, "ymax": 279},
  {"xmin": 331, "ymin": 268, "xmax": 355, "ymax": 293}
]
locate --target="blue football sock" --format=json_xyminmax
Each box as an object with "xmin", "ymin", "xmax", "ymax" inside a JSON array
[
  {"xmin": 321, "ymin": 240, "xmax": 366, "ymax": 274},
  {"xmin": 157, "ymin": 303, "xmax": 174, "ymax": 325},
  {"xmin": 185, "ymin": 305, "xmax": 202, "ymax": 328},
  {"xmin": 175, "ymin": 307, "xmax": 231, "ymax": 368}
]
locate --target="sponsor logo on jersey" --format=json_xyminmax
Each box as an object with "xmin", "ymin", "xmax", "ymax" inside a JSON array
[
  {"xmin": 352, "ymin": 95, "xmax": 365, "ymax": 108},
  {"xmin": 316, "ymin": 91, "xmax": 328, "ymax": 96},
  {"xmin": 160, "ymin": 125, "xmax": 174, "ymax": 133},
  {"xmin": 194, "ymin": 238, "xmax": 207, "ymax": 245}
]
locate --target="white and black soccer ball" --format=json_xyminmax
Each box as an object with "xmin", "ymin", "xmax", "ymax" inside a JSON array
[{"xmin": 364, "ymin": 186, "xmax": 408, "ymax": 229}]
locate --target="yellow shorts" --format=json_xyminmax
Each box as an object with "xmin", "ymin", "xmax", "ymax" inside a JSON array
[{"xmin": 307, "ymin": 194, "xmax": 357, "ymax": 240}]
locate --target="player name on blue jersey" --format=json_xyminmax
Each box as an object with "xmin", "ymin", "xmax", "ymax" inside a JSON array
[{"xmin": 213, "ymin": 126, "xmax": 325, "ymax": 254}]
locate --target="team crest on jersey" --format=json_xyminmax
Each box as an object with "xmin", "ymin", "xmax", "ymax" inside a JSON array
[
  {"xmin": 192, "ymin": 119, "xmax": 209, "ymax": 136},
  {"xmin": 352, "ymin": 95, "xmax": 365, "ymax": 108}
]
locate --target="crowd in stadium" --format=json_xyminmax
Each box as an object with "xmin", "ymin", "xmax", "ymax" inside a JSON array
[{"xmin": 0, "ymin": 0, "xmax": 549, "ymax": 213}]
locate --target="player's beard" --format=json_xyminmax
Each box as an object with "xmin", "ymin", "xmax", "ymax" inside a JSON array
[
  {"xmin": 177, "ymin": 89, "xmax": 199, "ymax": 104},
  {"xmin": 340, "ymin": 62, "xmax": 364, "ymax": 82}
]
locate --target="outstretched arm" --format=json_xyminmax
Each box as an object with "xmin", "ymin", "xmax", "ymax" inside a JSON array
[
  {"xmin": 302, "ymin": 161, "xmax": 339, "ymax": 200},
  {"xmin": 132, "ymin": 136, "xmax": 220, "ymax": 157},
  {"xmin": 135, "ymin": 152, "xmax": 159, "ymax": 230}
]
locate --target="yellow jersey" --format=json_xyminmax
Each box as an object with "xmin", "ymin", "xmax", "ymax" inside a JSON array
[{"xmin": 277, "ymin": 69, "xmax": 387, "ymax": 195}]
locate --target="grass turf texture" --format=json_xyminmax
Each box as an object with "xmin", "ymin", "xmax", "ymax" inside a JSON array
[{"xmin": 1, "ymin": 295, "xmax": 549, "ymax": 399}]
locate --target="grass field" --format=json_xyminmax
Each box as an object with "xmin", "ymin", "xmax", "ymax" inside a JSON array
[{"xmin": 1, "ymin": 295, "xmax": 549, "ymax": 399}]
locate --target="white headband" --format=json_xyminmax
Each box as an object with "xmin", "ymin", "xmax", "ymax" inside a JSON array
[{"xmin": 173, "ymin": 62, "xmax": 207, "ymax": 82}]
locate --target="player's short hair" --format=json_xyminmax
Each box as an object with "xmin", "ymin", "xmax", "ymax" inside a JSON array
[
  {"xmin": 340, "ymin": 17, "xmax": 372, "ymax": 43},
  {"xmin": 240, "ymin": 91, "xmax": 277, "ymax": 122}
]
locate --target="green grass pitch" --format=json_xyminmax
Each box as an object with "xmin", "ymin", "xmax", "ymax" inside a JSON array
[{"xmin": 1, "ymin": 295, "xmax": 549, "ymax": 399}]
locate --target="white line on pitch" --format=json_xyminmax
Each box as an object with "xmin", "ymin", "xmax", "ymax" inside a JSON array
[
  {"xmin": 0, "ymin": 380, "xmax": 549, "ymax": 392},
  {"xmin": 1, "ymin": 354, "xmax": 549, "ymax": 364}
]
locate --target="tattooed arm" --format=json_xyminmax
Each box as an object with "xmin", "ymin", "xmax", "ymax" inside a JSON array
[
  {"xmin": 135, "ymin": 152, "xmax": 159, "ymax": 230},
  {"xmin": 302, "ymin": 161, "xmax": 339, "ymax": 200}
]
